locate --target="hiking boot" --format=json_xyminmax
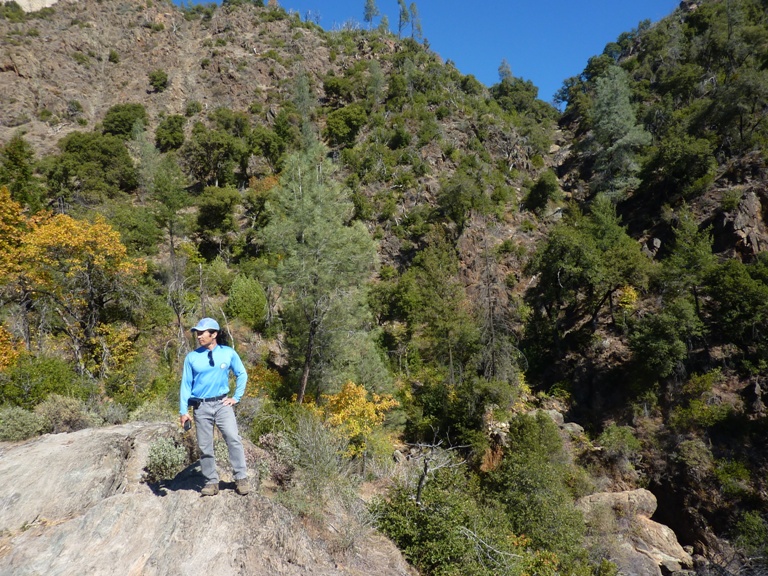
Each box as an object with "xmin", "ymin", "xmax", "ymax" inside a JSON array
[
  {"xmin": 201, "ymin": 482, "xmax": 219, "ymax": 496},
  {"xmin": 235, "ymin": 478, "xmax": 250, "ymax": 496}
]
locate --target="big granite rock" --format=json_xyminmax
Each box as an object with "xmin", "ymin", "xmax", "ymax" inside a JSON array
[
  {"xmin": 0, "ymin": 423, "xmax": 413, "ymax": 576},
  {"xmin": 577, "ymin": 489, "xmax": 694, "ymax": 576}
]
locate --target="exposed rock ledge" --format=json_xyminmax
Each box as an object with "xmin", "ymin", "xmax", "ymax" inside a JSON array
[
  {"xmin": 0, "ymin": 0, "xmax": 62, "ymax": 12},
  {"xmin": 0, "ymin": 423, "xmax": 413, "ymax": 576},
  {"xmin": 577, "ymin": 489, "xmax": 694, "ymax": 576}
]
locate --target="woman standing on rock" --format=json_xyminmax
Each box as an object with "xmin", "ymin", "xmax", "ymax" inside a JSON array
[{"xmin": 179, "ymin": 317, "xmax": 250, "ymax": 496}]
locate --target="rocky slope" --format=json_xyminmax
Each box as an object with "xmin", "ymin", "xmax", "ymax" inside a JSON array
[
  {"xmin": 0, "ymin": 422, "xmax": 414, "ymax": 576},
  {"xmin": 1, "ymin": 0, "xmax": 331, "ymax": 155}
]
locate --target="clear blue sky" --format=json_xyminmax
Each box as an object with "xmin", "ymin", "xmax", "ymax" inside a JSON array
[{"xmin": 277, "ymin": 0, "xmax": 680, "ymax": 103}]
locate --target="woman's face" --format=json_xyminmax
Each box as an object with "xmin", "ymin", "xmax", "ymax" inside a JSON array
[{"xmin": 196, "ymin": 329, "xmax": 217, "ymax": 349}]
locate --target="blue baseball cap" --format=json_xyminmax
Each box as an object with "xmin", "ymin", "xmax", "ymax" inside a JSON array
[{"xmin": 191, "ymin": 317, "xmax": 220, "ymax": 332}]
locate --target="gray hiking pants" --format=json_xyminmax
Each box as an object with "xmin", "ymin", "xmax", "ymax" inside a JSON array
[{"xmin": 193, "ymin": 399, "xmax": 247, "ymax": 484}]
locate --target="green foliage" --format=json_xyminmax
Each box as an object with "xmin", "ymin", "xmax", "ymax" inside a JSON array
[
  {"xmin": 526, "ymin": 199, "xmax": 651, "ymax": 352},
  {"xmin": 629, "ymin": 298, "xmax": 703, "ymax": 379},
  {"xmin": 226, "ymin": 274, "xmax": 267, "ymax": 329},
  {"xmin": 108, "ymin": 49, "xmax": 120, "ymax": 63},
  {"xmin": 0, "ymin": 1, "xmax": 26, "ymax": 22},
  {"xmin": 180, "ymin": 122, "xmax": 244, "ymax": 186},
  {"xmin": 589, "ymin": 66, "xmax": 651, "ymax": 198},
  {"xmin": 324, "ymin": 103, "xmax": 367, "ymax": 147},
  {"xmin": 282, "ymin": 410, "xmax": 351, "ymax": 501},
  {"xmin": 144, "ymin": 437, "xmax": 189, "ymax": 483},
  {"xmin": 485, "ymin": 412, "xmax": 586, "ymax": 557},
  {"xmin": 44, "ymin": 131, "xmax": 138, "ymax": 204},
  {"xmin": 491, "ymin": 76, "xmax": 558, "ymax": 123},
  {"xmin": 155, "ymin": 114, "xmax": 186, "ymax": 152},
  {"xmin": 72, "ymin": 51, "xmax": 90, "ymax": 66},
  {"xmin": 0, "ymin": 354, "xmax": 90, "ymax": 409},
  {"xmin": 705, "ymin": 259, "xmax": 768, "ymax": 358},
  {"xmin": 670, "ymin": 398, "xmax": 733, "ymax": 431},
  {"xmin": 261, "ymin": 144, "xmax": 378, "ymax": 402},
  {"xmin": 714, "ymin": 459, "xmax": 751, "ymax": 497},
  {"xmin": 437, "ymin": 166, "xmax": 489, "ymax": 230},
  {"xmin": 525, "ymin": 169, "xmax": 561, "ymax": 215},
  {"xmin": 102, "ymin": 103, "xmax": 148, "ymax": 138},
  {"xmin": 197, "ymin": 185, "xmax": 240, "ymax": 234},
  {"xmin": 596, "ymin": 424, "xmax": 642, "ymax": 461},
  {"xmin": 103, "ymin": 200, "xmax": 163, "ymax": 256},
  {"xmin": 733, "ymin": 511, "xmax": 768, "ymax": 558},
  {"xmin": 373, "ymin": 468, "xmax": 527, "ymax": 576},
  {"xmin": 148, "ymin": 69, "xmax": 169, "ymax": 92},
  {"xmin": 182, "ymin": 2, "xmax": 216, "ymax": 21},
  {"xmin": 0, "ymin": 405, "xmax": 48, "ymax": 441},
  {"xmin": 223, "ymin": 0, "xmax": 264, "ymax": 7},
  {"xmin": 0, "ymin": 132, "xmax": 44, "ymax": 211},
  {"xmin": 460, "ymin": 74, "xmax": 483, "ymax": 96},
  {"xmin": 185, "ymin": 100, "xmax": 203, "ymax": 117},
  {"xmin": 640, "ymin": 133, "xmax": 716, "ymax": 200}
]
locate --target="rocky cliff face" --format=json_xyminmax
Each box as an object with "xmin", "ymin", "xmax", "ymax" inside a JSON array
[
  {"xmin": 0, "ymin": 0, "xmax": 335, "ymax": 156},
  {"xmin": 0, "ymin": 423, "xmax": 413, "ymax": 576}
]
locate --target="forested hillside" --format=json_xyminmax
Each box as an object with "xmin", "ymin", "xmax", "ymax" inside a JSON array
[{"xmin": 1, "ymin": 0, "xmax": 767, "ymax": 574}]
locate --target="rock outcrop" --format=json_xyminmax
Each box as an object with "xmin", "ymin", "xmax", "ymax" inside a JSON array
[
  {"xmin": 0, "ymin": 423, "xmax": 413, "ymax": 576},
  {"xmin": 1, "ymin": 0, "xmax": 61, "ymax": 12},
  {"xmin": 577, "ymin": 489, "xmax": 694, "ymax": 576}
]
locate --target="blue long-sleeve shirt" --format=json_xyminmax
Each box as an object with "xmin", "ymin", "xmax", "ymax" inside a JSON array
[{"xmin": 179, "ymin": 345, "xmax": 247, "ymax": 414}]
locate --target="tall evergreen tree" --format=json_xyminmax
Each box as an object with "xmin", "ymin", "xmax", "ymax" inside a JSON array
[
  {"xmin": 408, "ymin": 2, "xmax": 422, "ymax": 40},
  {"xmin": 363, "ymin": 0, "xmax": 379, "ymax": 29},
  {"xmin": 397, "ymin": 0, "xmax": 409, "ymax": 38},
  {"xmin": 590, "ymin": 65, "xmax": 651, "ymax": 199},
  {"xmin": 262, "ymin": 144, "xmax": 378, "ymax": 403}
]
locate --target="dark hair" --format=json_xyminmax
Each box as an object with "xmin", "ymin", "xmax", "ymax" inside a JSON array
[{"xmin": 214, "ymin": 330, "xmax": 229, "ymax": 347}]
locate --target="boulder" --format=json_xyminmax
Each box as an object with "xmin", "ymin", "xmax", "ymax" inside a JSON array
[
  {"xmin": 0, "ymin": 423, "xmax": 413, "ymax": 576},
  {"xmin": 577, "ymin": 489, "xmax": 693, "ymax": 576}
]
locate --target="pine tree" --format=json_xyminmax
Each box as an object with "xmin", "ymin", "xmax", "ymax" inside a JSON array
[
  {"xmin": 262, "ymin": 144, "xmax": 378, "ymax": 403},
  {"xmin": 409, "ymin": 2, "xmax": 422, "ymax": 41},
  {"xmin": 363, "ymin": 0, "xmax": 379, "ymax": 29},
  {"xmin": 397, "ymin": 0, "xmax": 409, "ymax": 38},
  {"xmin": 590, "ymin": 65, "xmax": 651, "ymax": 199}
]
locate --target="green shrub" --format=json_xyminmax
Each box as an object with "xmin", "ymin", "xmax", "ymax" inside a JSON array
[
  {"xmin": 0, "ymin": 405, "xmax": 48, "ymax": 441},
  {"xmin": 66, "ymin": 99, "xmax": 83, "ymax": 119},
  {"xmin": 102, "ymin": 103, "xmax": 148, "ymax": 137},
  {"xmin": 525, "ymin": 170, "xmax": 561, "ymax": 215},
  {"xmin": 155, "ymin": 114, "xmax": 185, "ymax": 151},
  {"xmin": 34, "ymin": 394, "xmax": 103, "ymax": 433},
  {"xmin": 226, "ymin": 274, "xmax": 268, "ymax": 329},
  {"xmin": 91, "ymin": 400, "xmax": 130, "ymax": 425},
  {"xmin": 72, "ymin": 51, "xmax": 90, "ymax": 66},
  {"xmin": 185, "ymin": 100, "xmax": 203, "ymax": 117},
  {"xmin": 284, "ymin": 411, "xmax": 350, "ymax": 500},
  {"xmin": 108, "ymin": 49, "xmax": 119, "ymax": 64},
  {"xmin": 0, "ymin": 1, "xmax": 26, "ymax": 22},
  {"xmin": 0, "ymin": 354, "xmax": 90, "ymax": 409},
  {"xmin": 373, "ymin": 465, "xmax": 577, "ymax": 576},
  {"xmin": 148, "ymin": 69, "xmax": 169, "ymax": 93},
  {"xmin": 733, "ymin": 510, "xmax": 768, "ymax": 557},
  {"xmin": 597, "ymin": 424, "xmax": 642, "ymax": 461},
  {"xmin": 714, "ymin": 459, "xmax": 751, "ymax": 497},
  {"xmin": 674, "ymin": 438, "xmax": 713, "ymax": 480},
  {"xmin": 324, "ymin": 103, "xmax": 367, "ymax": 148},
  {"xmin": 670, "ymin": 398, "xmax": 732, "ymax": 431},
  {"xmin": 485, "ymin": 413, "xmax": 586, "ymax": 558},
  {"xmin": 144, "ymin": 437, "xmax": 189, "ymax": 483}
]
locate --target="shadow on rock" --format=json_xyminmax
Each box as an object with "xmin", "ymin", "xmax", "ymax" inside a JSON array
[{"xmin": 149, "ymin": 462, "xmax": 207, "ymax": 496}]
